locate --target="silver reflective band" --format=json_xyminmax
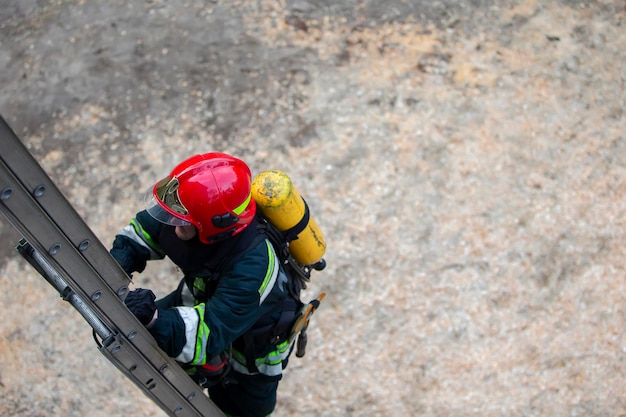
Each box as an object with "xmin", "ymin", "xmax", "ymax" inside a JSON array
[{"xmin": 144, "ymin": 186, "xmax": 192, "ymax": 226}]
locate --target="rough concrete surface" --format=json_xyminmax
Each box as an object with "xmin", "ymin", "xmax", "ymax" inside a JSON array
[{"xmin": 0, "ymin": 0, "xmax": 625, "ymax": 416}]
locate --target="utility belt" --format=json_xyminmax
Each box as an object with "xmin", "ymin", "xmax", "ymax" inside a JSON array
[{"xmin": 183, "ymin": 292, "xmax": 324, "ymax": 388}]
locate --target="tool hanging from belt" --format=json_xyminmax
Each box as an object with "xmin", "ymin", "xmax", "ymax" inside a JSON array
[{"xmin": 290, "ymin": 292, "xmax": 326, "ymax": 358}]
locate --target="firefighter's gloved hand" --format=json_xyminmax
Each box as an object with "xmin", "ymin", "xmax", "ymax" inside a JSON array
[{"xmin": 124, "ymin": 288, "xmax": 157, "ymax": 327}]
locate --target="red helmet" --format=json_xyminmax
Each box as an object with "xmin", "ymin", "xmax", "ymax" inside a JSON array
[{"xmin": 144, "ymin": 152, "xmax": 257, "ymax": 243}]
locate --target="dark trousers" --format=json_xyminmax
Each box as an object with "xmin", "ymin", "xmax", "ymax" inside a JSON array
[{"xmin": 208, "ymin": 372, "xmax": 280, "ymax": 417}]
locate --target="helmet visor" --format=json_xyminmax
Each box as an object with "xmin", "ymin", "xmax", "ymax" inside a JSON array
[{"xmin": 144, "ymin": 177, "xmax": 192, "ymax": 226}]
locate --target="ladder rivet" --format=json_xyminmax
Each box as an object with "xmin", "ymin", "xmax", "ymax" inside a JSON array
[
  {"xmin": 0, "ymin": 187, "xmax": 12, "ymax": 200},
  {"xmin": 174, "ymin": 407, "xmax": 183, "ymax": 414},
  {"xmin": 33, "ymin": 185, "xmax": 46, "ymax": 198},
  {"xmin": 78, "ymin": 239, "xmax": 90, "ymax": 251},
  {"xmin": 49, "ymin": 244, "xmax": 61, "ymax": 255},
  {"xmin": 128, "ymin": 330, "xmax": 137, "ymax": 339},
  {"xmin": 160, "ymin": 364, "xmax": 168, "ymax": 373},
  {"xmin": 187, "ymin": 392, "xmax": 196, "ymax": 401},
  {"xmin": 91, "ymin": 290, "xmax": 102, "ymax": 301},
  {"xmin": 111, "ymin": 345, "xmax": 121, "ymax": 354},
  {"xmin": 117, "ymin": 286, "xmax": 128, "ymax": 297}
]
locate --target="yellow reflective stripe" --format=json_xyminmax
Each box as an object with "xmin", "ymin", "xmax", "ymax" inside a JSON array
[
  {"xmin": 263, "ymin": 341, "xmax": 291, "ymax": 366},
  {"xmin": 192, "ymin": 277, "xmax": 206, "ymax": 306},
  {"xmin": 130, "ymin": 218, "xmax": 161, "ymax": 250},
  {"xmin": 232, "ymin": 192, "xmax": 252, "ymax": 215},
  {"xmin": 232, "ymin": 340, "xmax": 292, "ymax": 375},
  {"xmin": 119, "ymin": 220, "xmax": 163, "ymax": 260},
  {"xmin": 231, "ymin": 339, "xmax": 292, "ymax": 368},
  {"xmin": 193, "ymin": 277, "xmax": 206, "ymax": 293},
  {"xmin": 257, "ymin": 240, "xmax": 277, "ymax": 303},
  {"xmin": 192, "ymin": 304, "xmax": 210, "ymax": 365}
]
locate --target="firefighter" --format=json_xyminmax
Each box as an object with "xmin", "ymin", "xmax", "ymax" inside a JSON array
[{"xmin": 110, "ymin": 152, "xmax": 293, "ymax": 417}]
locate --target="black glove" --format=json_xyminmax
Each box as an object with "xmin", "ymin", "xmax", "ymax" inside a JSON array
[{"xmin": 124, "ymin": 288, "xmax": 157, "ymax": 325}]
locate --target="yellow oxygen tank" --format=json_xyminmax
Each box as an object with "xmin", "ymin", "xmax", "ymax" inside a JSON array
[{"xmin": 251, "ymin": 170, "xmax": 326, "ymax": 266}]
